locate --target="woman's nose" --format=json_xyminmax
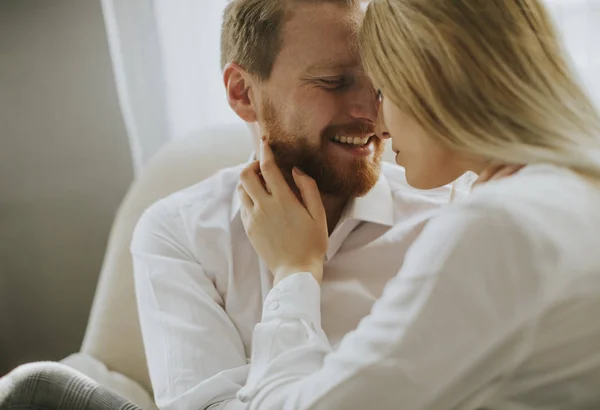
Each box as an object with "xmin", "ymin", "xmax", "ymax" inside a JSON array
[{"xmin": 375, "ymin": 106, "xmax": 391, "ymax": 139}]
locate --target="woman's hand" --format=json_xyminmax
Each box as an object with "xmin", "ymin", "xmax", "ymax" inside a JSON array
[
  {"xmin": 473, "ymin": 163, "xmax": 524, "ymax": 188},
  {"xmin": 237, "ymin": 138, "xmax": 328, "ymax": 285}
]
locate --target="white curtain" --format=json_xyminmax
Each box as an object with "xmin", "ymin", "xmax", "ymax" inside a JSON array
[
  {"xmin": 101, "ymin": 0, "xmax": 238, "ymax": 174},
  {"xmin": 101, "ymin": 0, "xmax": 600, "ymax": 175},
  {"xmin": 549, "ymin": 0, "xmax": 600, "ymax": 105}
]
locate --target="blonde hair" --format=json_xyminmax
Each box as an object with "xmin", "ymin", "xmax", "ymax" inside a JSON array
[{"xmin": 359, "ymin": 0, "xmax": 600, "ymax": 179}]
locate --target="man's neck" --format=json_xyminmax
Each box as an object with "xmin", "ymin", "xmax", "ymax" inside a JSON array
[
  {"xmin": 280, "ymin": 168, "xmax": 350, "ymax": 235},
  {"xmin": 321, "ymin": 194, "xmax": 350, "ymax": 235}
]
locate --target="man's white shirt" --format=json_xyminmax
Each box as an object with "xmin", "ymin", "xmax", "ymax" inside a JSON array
[{"xmin": 131, "ymin": 162, "xmax": 460, "ymax": 410}]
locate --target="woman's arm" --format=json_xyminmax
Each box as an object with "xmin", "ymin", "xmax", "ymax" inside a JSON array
[{"xmin": 237, "ymin": 205, "xmax": 543, "ymax": 410}]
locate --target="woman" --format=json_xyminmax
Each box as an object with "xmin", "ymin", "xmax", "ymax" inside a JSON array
[{"xmin": 236, "ymin": 0, "xmax": 600, "ymax": 409}]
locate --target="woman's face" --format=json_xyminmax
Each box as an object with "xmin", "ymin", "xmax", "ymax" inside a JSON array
[{"xmin": 382, "ymin": 96, "xmax": 469, "ymax": 189}]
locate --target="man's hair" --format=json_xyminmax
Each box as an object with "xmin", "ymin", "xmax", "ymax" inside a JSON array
[{"xmin": 221, "ymin": 0, "xmax": 358, "ymax": 80}]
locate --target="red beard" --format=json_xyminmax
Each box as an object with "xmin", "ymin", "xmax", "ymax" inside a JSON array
[{"xmin": 261, "ymin": 99, "xmax": 384, "ymax": 200}]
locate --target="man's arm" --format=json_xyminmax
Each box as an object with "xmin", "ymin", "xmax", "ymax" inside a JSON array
[{"xmin": 131, "ymin": 201, "xmax": 248, "ymax": 410}]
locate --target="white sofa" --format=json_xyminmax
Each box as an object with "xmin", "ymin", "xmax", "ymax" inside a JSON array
[{"xmin": 61, "ymin": 126, "xmax": 254, "ymax": 408}]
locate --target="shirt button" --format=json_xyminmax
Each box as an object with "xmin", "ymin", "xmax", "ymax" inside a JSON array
[{"xmin": 267, "ymin": 301, "xmax": 279, "ymax": 311}]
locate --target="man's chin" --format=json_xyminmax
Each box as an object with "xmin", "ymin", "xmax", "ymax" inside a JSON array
[{"xmin": 314, "ymin": 160, "xmax": 381, "ymax": 198}]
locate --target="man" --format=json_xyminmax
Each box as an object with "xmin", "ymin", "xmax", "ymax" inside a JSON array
[
  {"xmin": 0, "ymin": 1, "xmax": 459, "ymax": 409},
  {"xmin": 131, "ymin": 1, "xmax": 458, "ymax": 410}
]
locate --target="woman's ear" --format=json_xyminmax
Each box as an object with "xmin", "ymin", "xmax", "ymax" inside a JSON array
[{"xmin": 223, "ymin": 63, "xmax": 258, "ymax": 123}]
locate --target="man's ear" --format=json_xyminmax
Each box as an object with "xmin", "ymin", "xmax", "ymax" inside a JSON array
[{"xmin": 223, "ymin": 63, "xmax": 258, "ymax": 123}]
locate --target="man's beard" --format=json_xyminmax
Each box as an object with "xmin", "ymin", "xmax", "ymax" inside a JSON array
[{"xmin": 261, "ymin": 99, "xmax": 384, "ymax": 200}]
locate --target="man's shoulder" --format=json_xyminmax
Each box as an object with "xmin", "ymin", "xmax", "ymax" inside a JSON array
[
  {"xmin": 169, "ymin": 163, "xmax": 245, "ymax": 210},
  {"xmin": 135, "ymin": 163, "xmax": 245, "ymax": 237}
]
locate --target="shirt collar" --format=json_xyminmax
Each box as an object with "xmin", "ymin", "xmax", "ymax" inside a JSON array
[
  {"xmin": 230, "ymin": 152, "xmax": 256, "ymax": 221},
  {"xmin": 231, "ymin": 157, "xmax": 395, "ymax": 228},
  {"xmin": 323, "ymin": 174, "xmax": 394, "ymax": 262},
  {"xmin": 339, "ymin": 172, "xmax": 394, "ymax": 227},
  {"xmin": 231, "ymin": 185, "xmax": 242, "ymax": 222}
]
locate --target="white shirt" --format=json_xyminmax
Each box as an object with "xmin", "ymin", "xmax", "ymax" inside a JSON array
[
  {"xmin": 131, "ymin": 162, "xmax": 461, "ymax": 410},
  {"xmin": 238, "ymin": 164, "xmax": 600, "ymax": 410}
]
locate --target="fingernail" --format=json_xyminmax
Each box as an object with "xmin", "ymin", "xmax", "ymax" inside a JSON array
[{"xmin": 293, "ymin": 167, "xmax": 305, "ymax": 175}]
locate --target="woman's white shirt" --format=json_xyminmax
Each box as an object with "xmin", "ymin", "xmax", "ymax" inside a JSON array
[{"xmin": 236, "ymin": 164, "xmax": 600, "ymax": 410}]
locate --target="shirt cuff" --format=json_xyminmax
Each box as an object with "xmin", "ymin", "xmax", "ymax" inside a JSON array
[{"xmin": 262, "ymin": 272, "xmax": 322, "ymax": 329}]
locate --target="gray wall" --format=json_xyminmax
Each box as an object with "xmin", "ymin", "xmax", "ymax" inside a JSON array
[{"xmin": 0, "ymin": 0, "xmax": 133, "ymax": 375}]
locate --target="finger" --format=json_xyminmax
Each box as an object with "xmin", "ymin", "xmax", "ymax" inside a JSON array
[
  {"xmin": 257, "ymin": 171, "xmax": 271, "ymax": 194},
  {"xmin": 292, "ymin": 167, "xmax": 325, "ymax": 221},
  {"xmin": 246, "ymin": 160, "xmax": 271, "ymax": 194},
  {"xmin": 475, "ymin": 163, "xmax": 504, "ymax": 185},
  {"xmin": 240, "ymin": 161, "xmax": 269, "ymax": 203},
  {"xmin": 240, "ymin": 204, "xmax": 248, "ymax": 223},
  {"xmin": 237, "ymin": 184, "xmax": 254, "ymax": 209},
  {"xmin": 489, "ymin": 165, "xmax": 523, "ymax": 180},
  {"xmin": 259, "ymin": 137, "xmax": 294, "ymax": 198}
]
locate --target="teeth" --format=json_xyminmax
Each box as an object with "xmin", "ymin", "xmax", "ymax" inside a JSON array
[{"xmin": 330, "ymin": 135, "xmax": 370, "ymax": 146}]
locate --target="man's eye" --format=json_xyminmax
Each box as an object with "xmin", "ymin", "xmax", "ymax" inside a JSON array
[{"xmin": 318, "ymin": 78, "xmax": 349, "ymax": 90}]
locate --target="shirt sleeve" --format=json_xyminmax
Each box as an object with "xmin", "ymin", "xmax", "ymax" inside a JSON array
[
  {"xmin": 237, "ymin": 205, "xmax": 545, "ymax": 410},
  {"xmin": 131, "ymin": 202, "xmax": 249, "ymax": 410}
]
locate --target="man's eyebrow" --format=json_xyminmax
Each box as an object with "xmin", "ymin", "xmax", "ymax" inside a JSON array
[{"xmin": 303, "ymin": 62, "xmax": 359, "ymax": 76}]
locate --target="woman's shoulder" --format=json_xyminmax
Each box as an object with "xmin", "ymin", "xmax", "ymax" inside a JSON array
[
  {"xmin": 461, "ymin": 164, "xmax": 599, "ymax": 222},
  {"xmin": 403, "ymin": 165, "xmax": 600, "ymax": 301},
  {"xmin": 435, "ymin": 164, "xmax": 600, "ymax": 275}
]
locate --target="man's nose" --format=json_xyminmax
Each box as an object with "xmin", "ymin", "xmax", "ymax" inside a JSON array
[{"xmin": 346, "ymin": 78, "xmax": 379, "ymax": 124}]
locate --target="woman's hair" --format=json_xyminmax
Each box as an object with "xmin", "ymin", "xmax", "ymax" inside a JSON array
[{"xmin": 359, "ymin": 0, "xmax": 600, "ymax": 178}]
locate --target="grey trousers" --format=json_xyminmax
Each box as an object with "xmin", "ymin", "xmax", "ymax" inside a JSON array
[{"xmin": 0, "ymin": 362, "xmax": 142, "ymax": 410}]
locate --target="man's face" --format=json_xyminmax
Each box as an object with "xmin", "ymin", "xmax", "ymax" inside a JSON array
[{"xmin": 256, "ymin": 2, "xmax": 384, "ymax": 199}]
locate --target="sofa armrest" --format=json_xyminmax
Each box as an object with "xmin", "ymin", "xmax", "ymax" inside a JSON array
[{"xmin": 61, "ymin": 353, "xmax": 157, "ymax": 410}]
